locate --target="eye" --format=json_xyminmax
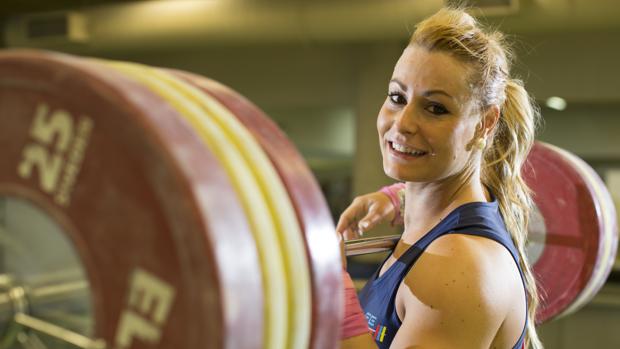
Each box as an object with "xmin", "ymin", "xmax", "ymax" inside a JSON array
[
  {"xmin": 426, "ymin": 102, "xmax": 449, "ymax": 115},
  {"xmin": 388, "ymin": 91, "xmax": 406, "ymax": 105}
]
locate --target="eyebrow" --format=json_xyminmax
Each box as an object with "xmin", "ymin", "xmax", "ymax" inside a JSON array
[{"xmin": 389, "ymin": 79, "xmax": 454, "ymax": 100}]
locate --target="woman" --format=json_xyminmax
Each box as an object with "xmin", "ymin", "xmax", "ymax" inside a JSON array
[{"xmin": 337, "ymin": 7, "xmax": 543, "ymax": 349}]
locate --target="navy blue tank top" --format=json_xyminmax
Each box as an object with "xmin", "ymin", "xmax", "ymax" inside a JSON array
[{"xmin": 358, "ymin": 198, "xmax": 527, "ymax": 349}]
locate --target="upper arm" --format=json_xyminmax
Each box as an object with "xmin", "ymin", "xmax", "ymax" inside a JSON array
[{"xmin": 389, "ymin": 235, "xmax": 511, "ymax": 349}]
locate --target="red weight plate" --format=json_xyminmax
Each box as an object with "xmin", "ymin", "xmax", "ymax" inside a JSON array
[
  {"xmin": 0, "ymin": 50, "xmax": 262, "ymax": 349},
  {"xmin": 168, "ymin": 70, "xmax": 343, "ymax": 349},
  {"xmin": 550, "ymin": 144, "xmax": 618, "ymax": 316},
  {"xmin": 523, "ymin": 142, "xmax": 602, "ymax": 323}
]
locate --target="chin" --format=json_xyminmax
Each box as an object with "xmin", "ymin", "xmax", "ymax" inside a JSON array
[
  {"xmin": 384, "ymin": 167, "xmax": 420, "ymax": 182},
  {"xmin": 385, "ymin": 164, "xmax": 443, "ymax": 183}
]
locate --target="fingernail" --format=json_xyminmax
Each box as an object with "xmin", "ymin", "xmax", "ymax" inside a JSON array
[{"xmin": 359, "ymin": 221, "xmax": 369, "ymax": 229}]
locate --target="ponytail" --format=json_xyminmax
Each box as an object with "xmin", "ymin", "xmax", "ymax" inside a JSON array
[{"xmin": 482, "ymin": 78, "xmax": 543, "ymax": 349}]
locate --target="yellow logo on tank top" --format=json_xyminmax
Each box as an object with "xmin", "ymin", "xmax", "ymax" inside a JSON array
[{"xmin": 365, "ymin": 312, "xmax": 388, "ymax": 343}]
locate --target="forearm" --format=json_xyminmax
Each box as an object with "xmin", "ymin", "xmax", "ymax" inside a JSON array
[{"xmin": 340, "ymin": 271, "xmax": 376, "ymax": 348}]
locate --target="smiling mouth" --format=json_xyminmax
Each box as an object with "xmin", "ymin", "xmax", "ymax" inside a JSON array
[{"xmin": 388, "ymin": 141, "xmax": 428, "ymax": 157}]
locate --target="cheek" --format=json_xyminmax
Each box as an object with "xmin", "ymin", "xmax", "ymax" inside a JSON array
[
  {"xmin": 446, "ymin": 124, "xmax": 476, "ymax": 163},
  {"xmin": 431, "ymin": 126, "xmax": 464, "ymax": 163},
  {"xmin": 376, "ymin": 104, "xmax": 391, "ymax": 140},
  {"xmin": 452, "ymin": 120, "xmax": 473, "ymax": 145}
]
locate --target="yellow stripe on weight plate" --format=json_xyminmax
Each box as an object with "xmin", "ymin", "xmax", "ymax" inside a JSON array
[
  {"xmin": 103, "ymin": 61, "xmax": 311, "ymax": 349},
  {"xmin": 102, "ymin": 61, "xmax": 287, "ymax": 349},
  {"xmin": 150, "ymin": 67, "xmax": 312, "ymax": 349}
]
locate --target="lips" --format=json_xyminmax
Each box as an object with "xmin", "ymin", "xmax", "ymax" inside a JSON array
[{"xmin": 388, "ymin": 141, "xmax": 428, "ymax": 156}]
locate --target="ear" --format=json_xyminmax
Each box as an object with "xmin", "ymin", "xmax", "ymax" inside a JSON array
[{"xmin": 480, "ymin": 104, "xmax": 500, "ymax": 138}]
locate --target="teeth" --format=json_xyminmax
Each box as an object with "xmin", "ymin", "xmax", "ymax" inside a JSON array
[{"xmin": 391, "ymin": 142, "xmax": 426, "ymax": 156}]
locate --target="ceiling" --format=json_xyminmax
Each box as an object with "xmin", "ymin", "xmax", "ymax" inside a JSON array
[
  {"xmin": 2, "ymin": 0, "xmax": 620, "ymax": 32},
  {"xmin": 0, "ymin": 0, "xmax": 142, "ymax": 17},
  {"xmin": 2, "ymin": 0, "xmax": 620, "ymax": 54}
]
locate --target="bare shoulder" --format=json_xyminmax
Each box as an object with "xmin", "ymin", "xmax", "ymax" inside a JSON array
[
  {"xmin": 391, "ymin": 233, "xmax": 525, "ymax": 348},
  {"xmin": 405, "ymin": 233, "xmax": 522, "ymax": 310}
]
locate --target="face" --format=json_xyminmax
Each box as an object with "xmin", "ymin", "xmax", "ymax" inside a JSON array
[{"xmin": 377, "ymin": 45, "xmax": 485, "ymax": 183}]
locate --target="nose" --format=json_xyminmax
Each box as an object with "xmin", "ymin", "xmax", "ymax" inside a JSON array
[{"xmin": 392, "ymin": 105, "xmax": 419, "ymax": 135}]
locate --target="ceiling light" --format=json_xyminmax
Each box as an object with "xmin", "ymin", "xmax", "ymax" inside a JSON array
[{"xmin": 545, "ymin": 96, "xmax": 567, "ymax": 111}]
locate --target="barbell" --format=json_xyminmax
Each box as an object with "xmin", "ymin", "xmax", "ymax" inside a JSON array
[{"xmin": 0, "ymin": 49, "xmax": 616, "ymax": 349}]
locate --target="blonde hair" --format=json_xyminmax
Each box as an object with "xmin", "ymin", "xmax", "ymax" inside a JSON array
[{"xmin": 410, "ymin": 8, "xmax": 543, "ymax": 349}]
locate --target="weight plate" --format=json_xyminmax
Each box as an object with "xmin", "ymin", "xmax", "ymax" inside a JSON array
[
  {"xmin": 102, "ymin": 61, "xmax": 310, "ymax": 349},
  {"xmin": 523, "ymin": 141, "xmax": 617, "ymax": 323},
  {"xmin": 0, "ymin": 50, "xmax": 263, "ymax": 349},
  {"xmin": 547, "ymin": 143, "xmax": 618, "ymax": 317}
]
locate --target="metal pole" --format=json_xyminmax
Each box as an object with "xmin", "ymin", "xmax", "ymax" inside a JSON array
[{"xmin": 344, "ymin": 235, "xmax": 400, "ymax": 256}]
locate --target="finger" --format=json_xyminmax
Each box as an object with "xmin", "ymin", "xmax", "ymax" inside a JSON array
[
  {"xmin": 340, "ymin": 227, "xmax": 351, "ymax": 241},
  {"xmin": 336, "ymin": 203, "xmax": 365, "ymax": 234},
  {"xmin": 337, "ymin": 221, "xmax": 359, "ymax": 240},
  {"xmin": 344, "ymin": 227, "xmax": 363, "ymax": 241},
  {"xmin": 335, "ymin": 215, "xmax": 352, "ymax": 235},
  {"xmin": 336, "ymin": 207, "xmax": 356, "ymax": 233},
  {"xmin": 343, "ymin": 227, "xmax": 356, "ymax": 241},
  {"xmin": 357, "ymin": 204, "xmax": 386, "ymax": 234},
  {"xmin": 342, "ymin": 228, "xmax": 350, "ymax": 241}
]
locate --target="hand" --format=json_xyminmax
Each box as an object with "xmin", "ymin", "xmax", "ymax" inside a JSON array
[{"xmin": 336, "ymin": 191, "xmax": 396, "ymax": 241}]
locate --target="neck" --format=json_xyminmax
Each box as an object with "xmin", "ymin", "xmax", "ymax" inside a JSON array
[{"xmin": 402, "ymin": 166, "xmax": 489, "ymax": 243}]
